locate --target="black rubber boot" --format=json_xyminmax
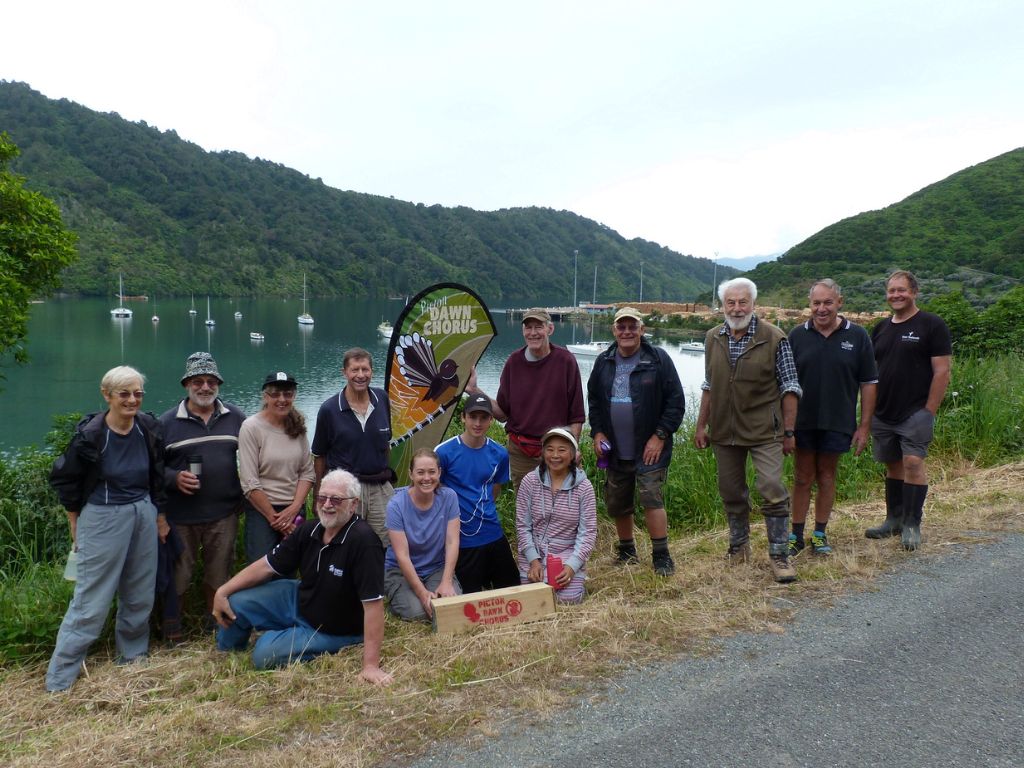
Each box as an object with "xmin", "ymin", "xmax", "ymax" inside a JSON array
[
  {"xmin": 726, "ymin": 511, "xmax": 750, "ymax": 562},
  {"xmin": 866, "ymin": 477, "xmax": 904, "ymax": 539},
  {"xmin": 901, "ymin": 483, "xmax": 927, "ymax": 551}
]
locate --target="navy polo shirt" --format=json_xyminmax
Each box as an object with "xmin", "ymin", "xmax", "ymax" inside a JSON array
[
  {"xmin": 789, "ymin": 318, "xmax": 878, "ymax": 435},
  {"xmin": 311, "ymin": 388, "xmax": 392, "ymax": 480}
]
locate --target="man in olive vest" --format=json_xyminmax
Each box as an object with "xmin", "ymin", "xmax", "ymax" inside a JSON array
[{"xmin": 694, "ymin": 278, "xmax": 802, "ymax": 583}]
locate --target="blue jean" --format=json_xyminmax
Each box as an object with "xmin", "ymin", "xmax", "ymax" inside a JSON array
[
  {"xmin": 216, "ymin": 579, "xmax": 362, "ymax": 669},
  {"xmin": 244, "ymin": 502, "xmax": 286, "ymax": 564},
  {"xmin": 46, "ymin": 497, "xmax": 158, "ymax": 691}
]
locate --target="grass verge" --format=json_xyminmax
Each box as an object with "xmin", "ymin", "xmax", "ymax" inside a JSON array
[{"xmin": 2, "ymin": 459, "xmax": 1022, "ymax": 768}]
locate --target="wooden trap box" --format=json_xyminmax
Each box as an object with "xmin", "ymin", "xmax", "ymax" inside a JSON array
[{"xmin": 431, "ymin": 582, "xmax": 555, "ymax": 634}]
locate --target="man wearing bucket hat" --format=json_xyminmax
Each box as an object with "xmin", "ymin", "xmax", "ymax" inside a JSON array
[
  {"xmin": 466, "ymin": 308, "xmax": 585, "ymax": 493},
  {"xmin": 159, "ymin": 352, "xmax": 246, "ymax": 638},
  {"xmin": 588, "ymin": 307, "xmax": 684, "ymax": 576}
]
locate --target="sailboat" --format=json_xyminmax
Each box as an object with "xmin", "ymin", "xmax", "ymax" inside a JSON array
[
  {"xmin": 567, "ymin": 265, "xmax": 610, "ymax": 358},
  {"xmin": 297, "ymin": 273, "xmax": 314, "ymax": 325},
  {"xmin": 189, "ymin": 293, "xmax": 198, "ymax": 316},
  {"xmin": 205, "ymin": 296, "xmax": 215, "ymax": 327},
  {"xmin": 151, "ymin": 294, "xmax": 159, "ymax": 323},
  {"xmin": 111, "ymin": 274, "xmax": 133, "ymax": 319}
]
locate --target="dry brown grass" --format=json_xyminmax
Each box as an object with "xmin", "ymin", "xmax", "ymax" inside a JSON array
[{"xmin": 4, "ymin": 461, "xmax": 1022, "ymax": 768}]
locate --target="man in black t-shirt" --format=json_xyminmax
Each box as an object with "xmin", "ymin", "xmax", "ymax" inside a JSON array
[
  {"xmin": 866, "ymin": 270, "xmax": 952, "ymax": 551},
  {"xmin": 213, "ymin": 470, "xmax": 393, "ymax": 684}
]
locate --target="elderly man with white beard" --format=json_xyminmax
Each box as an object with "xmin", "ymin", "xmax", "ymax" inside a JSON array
[
  {"xmin": 213, "ymin": 469, "xmax": 393, "ymax": 683},
  {"xmin": 694, "ymin": 278, "xmax": 802, "ymax": 583}
]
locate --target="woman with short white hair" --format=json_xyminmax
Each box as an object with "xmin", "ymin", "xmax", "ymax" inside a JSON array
[{"xmin": 47, "ymin": 365, "xmax": 168, "ymax": 692}]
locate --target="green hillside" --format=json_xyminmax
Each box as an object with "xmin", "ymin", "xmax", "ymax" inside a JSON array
[
  {"xmin": 747, "ymin": 147, "xmax": 1024, "ymax": 310},
  {"xmin": 0, "ymin": 81, "xmax": 732, "ymax": 304}
]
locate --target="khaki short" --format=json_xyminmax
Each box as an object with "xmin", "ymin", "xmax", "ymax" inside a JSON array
[{"xmin": 604, "ymin": 459, "xmax": 667, "ymax": 517}]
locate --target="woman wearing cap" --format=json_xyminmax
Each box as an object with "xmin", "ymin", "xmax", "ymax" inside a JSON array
[
  {"xmin": 384, "ymin": 449, "xmax": 462, "ymax": 621},
  {"xmin": 46, "ymin": 366, "xmax": 168, "ymax": 692},
  {"xmin": 238, "ymin": 372, "xmax": 316, "ymax": 562},
  {"xmin": 516, "ymin": 427, "xmax": 597, "ymax": 604}
]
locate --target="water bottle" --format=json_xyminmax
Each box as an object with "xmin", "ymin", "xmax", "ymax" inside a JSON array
[
  {"xmin": 63, "ymin": 548, "xmax": 78, "ymax": 581},
  {"xmin": 596, "ymin": 440, "xmax": 612, "ymax": 469}
]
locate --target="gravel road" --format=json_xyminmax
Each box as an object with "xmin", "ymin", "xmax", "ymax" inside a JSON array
[{"xmin": 410, "ymin": 533, "xmax": 1024, "ymax": 768}]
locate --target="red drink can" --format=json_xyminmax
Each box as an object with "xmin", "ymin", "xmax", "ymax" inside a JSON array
[{"xmin": 546, "ymin": 554, "xmax": 563, "ymax": 589}]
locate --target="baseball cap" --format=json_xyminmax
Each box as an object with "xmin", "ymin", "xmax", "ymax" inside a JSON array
[
  {"xmin": 613, "ymin": 307, "xmax": 645, "ymax": 324},
  {"xmin": 262, "ymin": 371, "xmax": 298, "ymax": 388},
  {"xmin": 542, "ymin": 426, "xmax": 579, "ymax": 453},
  {"xmin": 522, "ymin": 308, "xmax": 552, "ymax": 324},
  {"xmin": 463, "ymin": 393, "xmax": 493, "ymax": 415}
]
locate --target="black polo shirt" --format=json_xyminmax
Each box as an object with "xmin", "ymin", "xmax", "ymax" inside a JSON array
[
  {"xmin": 267, "ymin": 516, "xmax": 384, "ymax": 636},
  {"xmin": 789, "ymin": 318, "xmax": 878, "ymax": 435}
]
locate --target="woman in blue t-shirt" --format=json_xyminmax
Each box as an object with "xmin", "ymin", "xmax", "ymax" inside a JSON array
[{"xmin": 383, "ymin": 449, "xmax": 462, "ymax": 621}]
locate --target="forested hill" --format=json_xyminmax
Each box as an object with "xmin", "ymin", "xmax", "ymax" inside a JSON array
[
  {"xmin": 0, "ymin": 81, "xmax": 729, "ymax": 304},
  {"xmin": 747, "ymin": 147, "xmax": 1024, "ymax": 310}
]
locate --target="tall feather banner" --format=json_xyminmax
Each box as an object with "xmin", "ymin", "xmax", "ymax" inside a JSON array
[{"xmin": 386, "ymin": 284, "xmax": 497, "ymax": 487}]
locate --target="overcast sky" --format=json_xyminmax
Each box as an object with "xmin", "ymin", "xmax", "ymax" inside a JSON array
[{"xmin": 5, "ymin": 1, "xmax": 1023, "ymax": 260}]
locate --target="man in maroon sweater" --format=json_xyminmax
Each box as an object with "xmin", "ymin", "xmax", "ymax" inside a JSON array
[{"xmin": 467, "ymin": 309, "xmax": 584, "ymax": 492}]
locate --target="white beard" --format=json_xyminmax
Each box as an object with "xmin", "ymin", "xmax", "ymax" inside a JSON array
[{"xmin": 725, "ymin": 312, "xmax": 753, "ymax": 331}]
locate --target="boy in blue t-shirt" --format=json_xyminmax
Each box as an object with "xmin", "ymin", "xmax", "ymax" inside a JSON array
[{"xmin": 435, "ymin": 394, "xmax": 520, "ymax": 593}]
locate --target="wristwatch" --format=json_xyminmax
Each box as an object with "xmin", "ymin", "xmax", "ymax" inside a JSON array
[
  {"xmin": 783, "ymin": 430, "xmax": 795, "ymax": 438},
  {"xmin": 654, "ymin": 428, "xmax": 669, "ymax": 440}
]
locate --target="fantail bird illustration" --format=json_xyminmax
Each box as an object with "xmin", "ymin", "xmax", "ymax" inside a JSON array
[{"xmin": 396, "ymin": 332, "xmax": 459, "ymax": 403}]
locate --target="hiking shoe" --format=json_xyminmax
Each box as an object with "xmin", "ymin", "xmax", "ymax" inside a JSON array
[
  {"xmin": 652, "ymin": 551, "xmax": 675, "ymax": 577},
  {"xmin": 769, "ymin": 554, "xmax": 797, "ymax": 583},
  {"xmin": 788, "ymin": 534, "xmax": 805, "ymax": 557},
  {"xmin": 616, "ymin": 543, "xmax": 639, "ymax": 565},
  {"xmin": 809, "ymin": 532, "xmax": 833, "ymax": 556},
  {"xmin": 727, "ymin": 542, "xmax": 751, "ymax": 564}
]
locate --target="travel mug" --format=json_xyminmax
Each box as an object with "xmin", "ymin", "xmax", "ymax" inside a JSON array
[{"xmin": 187, "ymin": 454, "xmax": 203, "ymax": 489}]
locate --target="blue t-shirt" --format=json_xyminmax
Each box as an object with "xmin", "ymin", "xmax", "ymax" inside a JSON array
[
  {"xmin": 383, "ymin": 485, "xmax": 460, "ymax": 579},
  {"xmin": 435, "ymin": 436, "xmax": 510, "ymax": 548},
  {"xmin": 88, "ymin": 423, "xmax": 150, "ymax": 505}
]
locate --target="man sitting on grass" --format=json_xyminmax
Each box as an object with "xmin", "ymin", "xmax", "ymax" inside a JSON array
[{"xmin": 212, "ymin": 469, "xmax": 392, "ymax": 684}]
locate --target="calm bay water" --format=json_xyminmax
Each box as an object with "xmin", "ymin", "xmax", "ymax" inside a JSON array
[{"xmin": 1, "ymin": 296, "xmax": 707, "ymax": 452}]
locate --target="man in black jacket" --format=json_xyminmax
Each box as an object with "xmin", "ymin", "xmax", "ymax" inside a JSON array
[{"xmin": 588, "ymin": 307, "xmax": 684, "ymax": 576}]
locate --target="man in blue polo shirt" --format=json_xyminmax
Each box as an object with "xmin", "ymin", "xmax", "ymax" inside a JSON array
[
  {"xmin": 435, "ymin": 394, "xmax": 520, "ymax": 593},
  {"xmin": 213, "ymin": 469, "xmax": 392, "ymax": 683},
  {"xmin": 312, "ymin": 348, "xmax": 394, "ymax": 547},
  {"xmin": 788, "ymin": 280, "xmax": 877, "ymax": 556}
]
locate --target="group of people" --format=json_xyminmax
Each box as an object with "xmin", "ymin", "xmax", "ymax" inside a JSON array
[
  {"xmin": 694, "ymin": 270, "xmax": 950, "ymax": 583},
  {"xmin": 44, "ymin": 269, "xmax": 950, "ymax": 692}
]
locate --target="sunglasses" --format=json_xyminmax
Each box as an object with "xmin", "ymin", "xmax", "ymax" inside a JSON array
[{"xmin": 316, "ymin": 494, "xmax": 357, "ymax": 507}]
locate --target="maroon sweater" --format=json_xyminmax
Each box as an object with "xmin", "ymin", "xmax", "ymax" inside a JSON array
[{"xmin": 496, "ymin": 345, "xmax": 585, "ymax": 438}]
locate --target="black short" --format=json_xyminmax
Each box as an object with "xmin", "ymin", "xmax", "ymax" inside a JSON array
[{"xmin": 455, "ymin": 536, "xmax": 520, "ymax": 594}]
